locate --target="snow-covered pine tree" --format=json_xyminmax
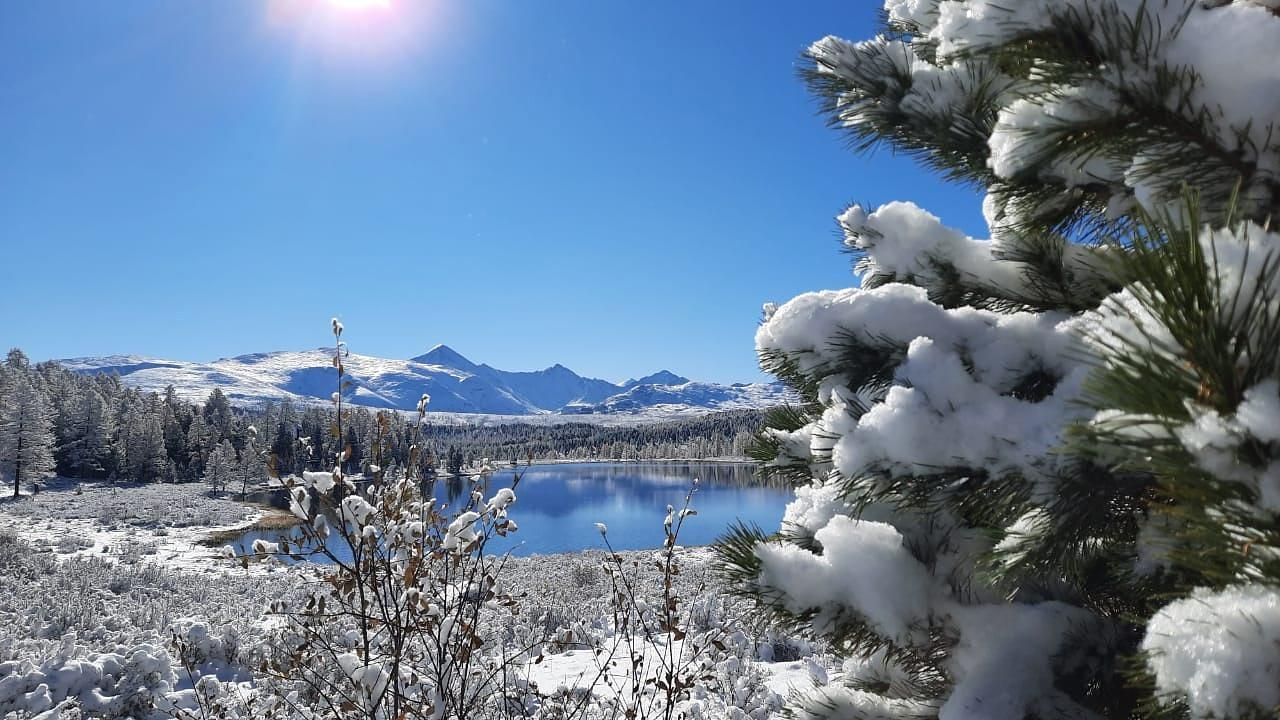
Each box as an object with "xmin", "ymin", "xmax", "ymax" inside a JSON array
[
  {"xmin": 203, "ymin": 388, "xmax": 234, "ymax": 442},
  {"xmin": 120, "ymin": 402, "xmax": 169, "ymax": 483},
  {"xmin": 64, "ymin": 388, "xmax": 116, "ymax": 480},
  {"xmin": 4, "ymin": 348, "xmax": 31, "ymax": 372},
  {"xmin": 203, "ymin": 439, "xmax": 238, "ymax": 495},
  {"xmin": 238, "ymin": 425, "xmax": 264, "ymax": 496},
  {"xmin": 45, "ymin": 365, "xmax": 79, "ymax": 476},
  {"xmin": 717, "ymin": 2, "xmax": 1280, "ymax": 718},
  {"xmin": 1078, "ymin": 202, "xmax": 1280, "ymax": 719},
  {"xmin": 0, "ymin": 373, "xmax": 57, "ymax": 497},
  {"xmin": 185, "ymin": 412, "xmax": 212, "ymax": 481},
  {"xmin": 160, "ymin": 386, "xmax": 193, "ymax": 479}
]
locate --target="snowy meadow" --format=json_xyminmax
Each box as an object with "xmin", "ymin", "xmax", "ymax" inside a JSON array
[{"xmin": 0, "ymin": 474, "xmax": 815, "ymax": 720}]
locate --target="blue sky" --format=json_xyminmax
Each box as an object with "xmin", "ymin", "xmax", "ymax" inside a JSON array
[{"xmin": 1, "ymin": 1, "xmax": 984, "ymax": 383}]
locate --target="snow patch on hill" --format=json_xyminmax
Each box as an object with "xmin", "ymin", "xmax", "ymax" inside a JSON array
[{"xmin": 60, "ymin": 347, "xmax": 790, "ymax": 417}]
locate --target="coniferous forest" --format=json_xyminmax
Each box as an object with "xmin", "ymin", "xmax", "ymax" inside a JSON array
[{"xmin": 0, "ymin": 348, "xmax": 762, "ymax": 496}]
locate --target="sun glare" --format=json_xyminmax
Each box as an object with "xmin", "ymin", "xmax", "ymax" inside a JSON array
[
  {"xmin": 326, "ymin": 0, "xmax": 392, "ymax": 10},
  {"xmin": 265, "ymin": 0, "xmax": 444, "ymax": 64}
]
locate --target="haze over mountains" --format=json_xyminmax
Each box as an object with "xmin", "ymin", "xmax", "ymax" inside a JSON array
[{"xmin": 59, "ymin": 345, "xmax": 789, "ymax": 416}]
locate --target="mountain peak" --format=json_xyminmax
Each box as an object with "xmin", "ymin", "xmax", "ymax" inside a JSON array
[
  {"xmin": 625, "ymin": 370, "xmax": 689, "ymax": 387},
  {"xmin": 59, "ymin": 347, "xmax": 791, "ymax": 415},
  {"xmin": 412, "ymin": 344, "xmax": 477, "ymax": 370}
]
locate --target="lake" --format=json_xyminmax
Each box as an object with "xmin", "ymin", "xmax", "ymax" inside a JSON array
[{"xmin": 227, "ymin": 461, "xmax": 791, "ymax": 560}]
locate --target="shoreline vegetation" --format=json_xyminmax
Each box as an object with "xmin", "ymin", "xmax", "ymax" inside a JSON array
[
  {"xmin": 201, "ymin": 505, "xmax": 300, "ymax": 547},
  {"xmin": 0, "ymin": 459, "xmax": 765, "ymax": 558},
  {"xmin": 219, "ymin": 457, "xmax": 758, "ymax": 546},
  {"xmin": 519, "ymin": 455, "xmax": 752, "ymax": 466},
  {"xmin": 0, "ymin": 469, "xmax": 815, "ymax": 718},
  {"xmin": 2, "ymin": 457, "xmax": 762, "ymax": 555}
]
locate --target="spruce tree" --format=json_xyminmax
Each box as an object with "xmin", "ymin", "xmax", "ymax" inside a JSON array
[
  {"xmin": 271, "ymin": 421, "xmax": 297, "ymax": 478},
  {"xmin": 185, "ymin": 412, "xmax": 215, "ymax": 481},
  {"xmin": 204, "ymin": 439, "xmax": 238, "ymax": 495},
  {"xmin": 119, "ymin": 404, "xmax": 168, "ymax": 483},
  {"xmin": 4, "ymin": 348, "xmax": 30, "ymax": 371},
  {"xmin": 238, "ymin": 425, "xmax": 263, "ymax": 496},
  {"xmin": 203, "ymin": 387, "xmax": 233, "ymax": 442},
  {"xmin": 0, "ymin": 374, "xmax": 57, "ymax": 497},
  {"xmin": 717, "ymin": 2, "xmax": 1280, "ymax": 718},
  {"xmin": 65, "ymin": 388, "xmax": 115, "ymax": 479}
]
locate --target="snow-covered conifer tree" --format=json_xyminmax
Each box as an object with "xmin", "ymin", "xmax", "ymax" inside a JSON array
[
  {"xmin": 717, "ymin": 2, "xmax": 1280, "ymax": 718},
  {"xmin": 203, "ymin": 388, "xmax": 233, "ymax": 442},
  {"xmin": 185, "ymin": 412, "xmax": 213, "ymax": 481},
  {"xmin": 238, "ymin": 425, "xmax": 264, "ymax": 496},
  {"xmin": 64, "ymin": 388, "xmax": 115, "ymax": 479},
  {"xmin": 121, "ymin": 408, "xmax": 169, "ymax": 483},
  {"xmin": 203, "ymin": 439, "xmax": 237, "ymax": 495},
  {"xmin": 4, "ymin": 348, "xmax": 30, "ymax": 371},
  {"xmin": 0, "ymin": 374, "xmax": 57, "ymax": 497}
]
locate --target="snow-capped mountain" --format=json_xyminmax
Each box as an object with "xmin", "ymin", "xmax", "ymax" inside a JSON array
[
  {"xmin": 59, "ymin": 346, "xmax": 790, "ymax": 416},
  {"xmin": 623, "ymin": 371, "xmax": 690, "ymax": 387},
  {"xmin": 580, "ymin": 381, "xmax": 781, "ymax": 414}
]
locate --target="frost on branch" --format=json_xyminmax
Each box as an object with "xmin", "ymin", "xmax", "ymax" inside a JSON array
[
  {"xmin": 755, "ymin": 280, "xmax": 1089, "ymax": 493},
  {"xmin": 732, "ymin": 222, "xmax": 1131, "ymax": 712},
  {"xmin": 842, "ymin": 201, "xmax": 1114, "ymax": 311},
  {"xmin": 810, "ymin": 0, "xmax": 1280, "ymax": 236},
  {"xmin": 720, "ymin": 2, "xmax": 1280, "ymax": 717},
  {"xmin": 1083, "ymin": 217, "xmax": 1280, "ymax": 549},
  {"xmin": 1073, "ymin": 211, "xmax": 1280, "ymax": 716},
  {"xmin": 1143, "ymin": 585, "xmax": 1280, "ymax": 719}
]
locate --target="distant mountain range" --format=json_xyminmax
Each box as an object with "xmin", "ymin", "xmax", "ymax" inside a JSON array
[{"xmin": 58, "ymin": 345, "xmax": 790, "ymax": 416}]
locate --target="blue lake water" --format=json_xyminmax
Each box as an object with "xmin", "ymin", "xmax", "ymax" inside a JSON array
[{"xmin": 227, "ymin": 462, "xmax": 790, "ymax": 560}]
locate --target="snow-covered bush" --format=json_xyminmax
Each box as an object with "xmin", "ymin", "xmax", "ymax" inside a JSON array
[
  {"xmin": 0, "ymin": 634, "xmax": 177, "ymax": 719},
  {"xmin": 236, "ymin": 468, "xmax": 535, "ymax": 719},
  {"xmin": 177, "ymin": 322, "xmax": 548, "ymax": 720},
  {"xmin": 0, "ymin": 525, "xmax": 295, "ymax": 720},
  {"xmin": 581, "ymin": 487, "xmax": 780, "ymax": 720},
  {"xmin": 0, "ymin": 529, "xmax": 57, "ymax": 583},
  {"xmin": 718, "ymin": 2, "xmax": 1280, "ymax": 718}
]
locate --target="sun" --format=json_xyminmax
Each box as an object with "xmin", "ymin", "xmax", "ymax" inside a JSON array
[
  {"xmin": 326, "ymin": 0, "xmax": 392, "ymax": 10},
  {"xmin": 264, "ymin": 0, "xmax": 445, "ymax": 65}
]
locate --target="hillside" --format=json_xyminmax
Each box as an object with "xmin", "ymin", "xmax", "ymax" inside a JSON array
[{"xmin": 60, "ymin": 345, "xmax": 789, "ymax": 416}]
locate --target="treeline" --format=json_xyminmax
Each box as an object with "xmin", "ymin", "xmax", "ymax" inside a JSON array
[
  {"xmin": 0, "ymin": 348, "xmax": 763, "ymax": 494},
  {"xmin": 420, "ymin": 410, "xmax": 763, "ymax": 465},
  {"xmin": 0, "ymin": 348, "xmax": 269, "ymax": 492}
]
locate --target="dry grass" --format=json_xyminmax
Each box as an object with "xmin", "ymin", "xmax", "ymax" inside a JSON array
[
  {"xmin": 252, "ymin": 507, "xmax": 301, "ymax": 530},
  {"xmin": 203, "ymin": 507, "xmax": 300, "ymax": 546}
]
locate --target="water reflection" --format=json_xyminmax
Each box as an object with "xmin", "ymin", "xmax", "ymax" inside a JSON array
[{"xmin": 227, "ymin": 462, "xmax": 789, "ymax": 560}]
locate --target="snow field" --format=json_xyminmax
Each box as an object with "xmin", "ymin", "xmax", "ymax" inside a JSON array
[{"xmin": 0, "ymin": 482, "xmax": 821, "ymax": 719}]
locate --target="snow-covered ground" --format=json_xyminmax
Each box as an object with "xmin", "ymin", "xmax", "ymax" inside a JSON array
[
  {"xmin": 0, "ymin": 479, "xmax": 283, "ymax": 576},
  {"xmin": 0, "ymin": 483, "xmax": 301, "ymax": 719},
  {"xmin": 0, "ymin": 480, "xmax": 826, "ymax": 719}
]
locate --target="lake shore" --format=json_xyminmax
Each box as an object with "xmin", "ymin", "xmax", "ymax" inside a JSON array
[
  {"xmin": 0, "ymin": 478, "xmax": 277, "ymax": 574},
  {"xmin": 10, "ymin": 460, "xmax": 783, "ymax": 565},
  {"xmin": 0, "ymin": 474, "xmax": 822, "ymax": 718},
  {"xmin": 0, "ymin": 466, "xmax": 771, "ymax": 569},
  {"xmin": 0, "ymin": 477, "xmax": 723, "ymax": 576},
  {"xmin": 518, "ymin": 456, "xmax": 752, "ymax": 465},
  {"xmin": 429, "ymin": 456, "xmax": 754, "ymax": 479}
]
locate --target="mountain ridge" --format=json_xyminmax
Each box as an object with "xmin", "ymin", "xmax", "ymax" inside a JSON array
[{"xmin": 59, "ymin": 347, "xmax": 788, "ymax": 417}]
